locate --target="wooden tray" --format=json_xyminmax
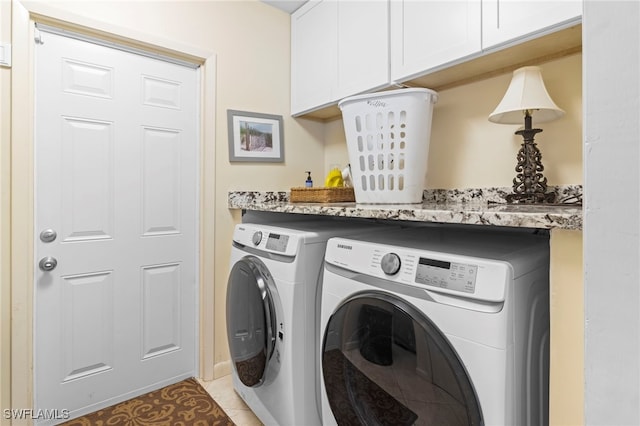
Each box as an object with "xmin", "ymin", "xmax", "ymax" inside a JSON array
[{"xmin": 290, "ymin": 186, "xmax": 355, "ymax": 203}]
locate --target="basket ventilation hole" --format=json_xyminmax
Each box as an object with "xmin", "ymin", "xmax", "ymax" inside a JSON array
[
  {"xmin": 398, "ymin": 175, "xmax": 404, "ymax": 190},
  {"xmin": 378, "ymin": 174, "xmax": 385, "ymax": 190},
  {"xmin": 359, "ymin": 155, "xmax": 365, "ymax": 172},
  {"xmin": 388, "ymin": 154, "xmax": 394, "ymax": 170},
  {"xmin": 365, "ymin": 113, "xmax": 374, "ymax": 132},
  {"xmin": 369, "ymin": 175, "xmax": 376, "ymax": 191},
  {"xmin": 377, "ymin": 154, "xmax": 384, "ymax": 170},
  {"xmin": 368, "ymin": 155, "xmax": 375, "ymax": 171},
  {"xmin": 399, "ymin": 153, "xmax": 405, "ymax": 170},
  {"xmin": 355, "ymin": 116, "xmax": 362, "ymax": 132},
  {"xmin": 367, "ymin": 134, "xmax": 374, "ymax": 151},
  {"xmin": 361, "ymin": 175, "xmax": 367, "ymax": 191},
  {"xmin": 357, "ymin": 136, "xmax": 363, "ymax": 152},
  {"xmin": 400, "ymin": 141, "xmax": 406, "ymax": 150},
  {"xmin": 377, "ymin": 133, "xmax": 384, "ymax": 150},
  {"xmin": 388, "ymin": 175, "xmax": 395, "ymax": 190}
]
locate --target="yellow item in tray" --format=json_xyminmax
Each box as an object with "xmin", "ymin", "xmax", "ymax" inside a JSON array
[{"xmin": 324, "ymin": 166, "xmax": 344, "ymax": 187}]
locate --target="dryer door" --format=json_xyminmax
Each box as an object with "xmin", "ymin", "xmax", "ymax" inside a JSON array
[
  {"xmin": 321, "ymin": 291, "xmax": 482, "ymax": 426},
  {"xmin": 227, "ymin": 255, "xmax": 278, "ymax": 387}
]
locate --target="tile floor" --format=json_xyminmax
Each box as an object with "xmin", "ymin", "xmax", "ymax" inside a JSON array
[{"xmin": 199, "ymin": 374, "xmax": 263, "ymax": 426}]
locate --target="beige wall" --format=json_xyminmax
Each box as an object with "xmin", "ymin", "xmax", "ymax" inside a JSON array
[
  {"xmin": 550, "ymin": 229, "xmax": 584, "ymax": 426},
  {"xmin": 2, "ymin": 2, "xmax": 583, "ymax": 424},
  {"xmin": 326, "ymin": 53, "xmax": 583, "ymax": 189}
]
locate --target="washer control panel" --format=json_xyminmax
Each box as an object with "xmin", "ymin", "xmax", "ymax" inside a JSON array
[
  {"xmin": 326, "ymin": 237, "xmax": 509, "ymax": 303},
  {"xmin": 415, "ymin": 257, "xmax": 478, "ymax": 294},
  {"xmin": 265, "ymin": 233, "xmax": 289, "ymax": 252}
]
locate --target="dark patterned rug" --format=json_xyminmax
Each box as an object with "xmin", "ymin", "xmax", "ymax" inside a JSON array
[{"xmin": 61, "ymin": 378, "xmax": 235, "ymax": 426}]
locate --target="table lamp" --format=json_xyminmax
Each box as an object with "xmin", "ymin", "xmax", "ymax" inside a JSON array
[{"xmin": 489, "ymin": 66, "xmax": 564, "ymax": 203}]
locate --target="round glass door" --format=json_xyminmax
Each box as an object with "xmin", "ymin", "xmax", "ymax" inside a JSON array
[
  {"xmin": 226, "ymin": 256, "xmax": 277, "ymax": 387},
  {"xmin": 322, "ymin": 292, "xmax": 482, "ymax": 426}
]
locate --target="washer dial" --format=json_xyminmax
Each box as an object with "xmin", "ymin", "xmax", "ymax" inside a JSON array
[
  {"xmin": 381, "ymin": 252, "xmax": 401, "ymax": 275},
  {"xmin": 252, "ymin": 231, "xmax": 263, "ymax": 246}
]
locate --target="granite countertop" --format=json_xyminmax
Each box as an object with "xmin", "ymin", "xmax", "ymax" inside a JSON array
[{"xmin": 228, "ymin": 186, "xmax": 583, "ymax": 231}]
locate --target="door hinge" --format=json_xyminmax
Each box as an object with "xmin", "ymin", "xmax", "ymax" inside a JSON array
[
  {"xmin": 35, "ymin": 28, "xmax": 44, "ymax": 45},
  {"xmin": 0, "ymin": 43, "xmax": 11, "ymax": 67}
]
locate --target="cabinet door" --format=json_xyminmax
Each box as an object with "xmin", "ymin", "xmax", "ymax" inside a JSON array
[
  {"xmin": 337, "ymin": 1, "xmax": 389, "ymax": 100},
  {"xmin": 291, "ymin": 0, "xmax": 337, "ymax": 115},
  {"xmin": 482, "ymin": 0, "xmax": 582, "ymax": 50},
  {"xmin": 391, "ymin": 0, "xmax": 481, "ymax": 82}
]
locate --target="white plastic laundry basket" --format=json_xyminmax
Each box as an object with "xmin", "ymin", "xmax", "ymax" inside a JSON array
[{"xmin": 339, "ymin": 88, "xmax": 438, "ymax": 204}]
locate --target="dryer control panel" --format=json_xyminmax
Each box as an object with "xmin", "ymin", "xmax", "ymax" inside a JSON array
[{"xmin": 234, "ymin": 225, "xmax": 299, "ymax": 257}]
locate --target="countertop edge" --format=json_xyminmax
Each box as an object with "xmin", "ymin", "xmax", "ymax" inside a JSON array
[{"xmin": 227, "ymin": 190, "xmax": 583, "ymax": 231}]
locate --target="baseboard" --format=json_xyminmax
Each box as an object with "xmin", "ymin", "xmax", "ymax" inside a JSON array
[{"xmin": 213, "ymin": 359, "xmax": 232, "ymax": 379}]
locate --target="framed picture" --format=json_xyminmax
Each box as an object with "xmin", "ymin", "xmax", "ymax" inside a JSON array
[{"xmin": 227, "ymin": 109, "xmax": 284, "ymax": 162}]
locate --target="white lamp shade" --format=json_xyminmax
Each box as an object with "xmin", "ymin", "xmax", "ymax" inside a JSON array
[{"xmin": 488, "ymin": 66, "xmax": 565, "ymax": 124}]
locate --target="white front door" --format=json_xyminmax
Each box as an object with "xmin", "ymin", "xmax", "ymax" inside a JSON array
[{"xmin": 34, "ymin": 28, "xmax": 199, "ymax": 422}]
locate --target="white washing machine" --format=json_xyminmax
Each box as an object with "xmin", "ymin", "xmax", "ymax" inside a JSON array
[
  {"xmin": 319, "ymin": 226, "xmax": 550, "ymax": 426},
  {"xmin": 226, "ymin": 219, "xmax": 385, "ymax": 426}
]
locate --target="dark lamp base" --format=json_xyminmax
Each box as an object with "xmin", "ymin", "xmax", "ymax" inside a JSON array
[
  {"xmin": 505, "ymin": 113, "xmax": 556, "ymax": 204},
  {"xmin": 505, "ymin": 191, "xmax": 556, "ymax": 204}
]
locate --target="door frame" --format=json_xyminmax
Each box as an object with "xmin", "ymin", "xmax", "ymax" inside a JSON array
[{"xmin": 6, "ymin": 1, "xmax": 217, "ymax": 415}]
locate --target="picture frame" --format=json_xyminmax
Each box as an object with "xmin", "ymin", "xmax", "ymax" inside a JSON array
[{"xmin": 227, "ymin": 109, "xmax": 284, "ymax": 162}]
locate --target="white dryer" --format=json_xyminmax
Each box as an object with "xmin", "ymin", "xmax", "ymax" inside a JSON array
[
  {"xmin": 319, "ymin": 226, "xmax": 550, "ymax": 426},
  {"xmin": 226, "ymin": 220, "xmax": 383, "ymax": 426}
]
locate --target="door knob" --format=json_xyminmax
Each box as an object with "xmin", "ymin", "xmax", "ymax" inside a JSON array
[
  {"xmin": 39, "ymin": 257, "xmax": 58, "ymax": 272},
  {"xmin": 40, "ymin": 229, "xmax": 57, "ymax": 243}
]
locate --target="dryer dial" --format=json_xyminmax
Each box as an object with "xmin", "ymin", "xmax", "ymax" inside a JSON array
[
  {"xmin": 252, "ymin": 231, "xmax": 263, "ymax": 246},
  {"xmin": 381, "ymin": 253, "xmax": 401, "ymax": 275}
]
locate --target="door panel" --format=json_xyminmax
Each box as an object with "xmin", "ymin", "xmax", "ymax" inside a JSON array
[
  {"xmin": 141, "ymin": 263, "xmax": 182, "ymax": 358},
  {"xmin": 141, "ymin": 127, "xmax": 182, "ymax": 236},
  {"xmin": 61, "ymin": 117, "xmax": 115, "ymax": 241},
  {"xmin": 34, "ymin": 28, "xmax": 199, "ymax": 421},
  {"xmin": 61, "ymin": 271, "xmax": 115, "ymax": 382}
]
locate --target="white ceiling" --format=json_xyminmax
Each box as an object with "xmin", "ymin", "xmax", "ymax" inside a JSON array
[{"xmin": 261, "ymin": 0, "xmax": 308, "ymax": 14}]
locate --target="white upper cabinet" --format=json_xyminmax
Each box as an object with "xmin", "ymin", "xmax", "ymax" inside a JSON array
[
  {"xmin": 291, "ymin": 0, "xmax": 389, "ymax": 116},
  {"xmin": 482, "ymin": 0, "xmax": 582, "ymax": 49},
  {"xmin": 291, "ymin": 0, "xmax": 582, "ymax": 118},
  {"xmin": 291, "ymin": 1, "xmax": 337, "ymax": 115},
  {"xmin": 391, "ymin": 0, "xmax": 482, "ymax": 83},
  {"xmin": 337, "ymin": 1, "xmax": 389, "ymax": 100}
]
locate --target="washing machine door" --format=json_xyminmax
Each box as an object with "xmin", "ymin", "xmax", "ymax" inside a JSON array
[
  {"xmin": 227, "ymin": 255, "xmax": 278, "ymax": 387},
  {"xmin": 322, "ymin": 291, "xmax": 483, "ymax": 426}
]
